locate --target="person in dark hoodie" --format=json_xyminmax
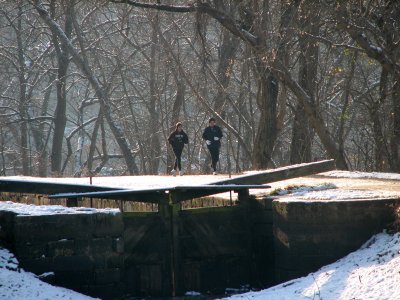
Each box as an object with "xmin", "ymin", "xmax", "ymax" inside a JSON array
[
  {"xmin": 202, "ymin": 117, "xmax": 223, "ymax": 175},
  {"xmin": 168, "ymin": 122, "xmax": 189, "ymax": 176}
]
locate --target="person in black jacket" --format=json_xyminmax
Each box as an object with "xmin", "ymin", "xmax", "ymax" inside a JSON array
[
  {"xmin": 202, "ymin": 117, "xmax": 223, "ymax": 175},
  {"xmin": 168, "ymin": 122, "xmax": 189, "ymax": 176}
]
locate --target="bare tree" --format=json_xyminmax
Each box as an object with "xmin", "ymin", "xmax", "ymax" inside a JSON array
[
  {"xmin": 333, "ymin": 1, "xmax": 400, "ymax": 171},
  {"xmin": 109, "ymin": 0, "xmax": 349, "ymax": 169},
  {"xmin": 32, "ymin": 0, "xmax": 140, "ymax": 174},
  {"xmin": 2, "ymin": 0, "xmax": 399, "ymax": 176}
]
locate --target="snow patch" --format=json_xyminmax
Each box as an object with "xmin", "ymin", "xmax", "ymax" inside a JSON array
[
  {"xmin": 322, "ymin": 170, "xmax": 400, "ymax": 180},
  {"xmin": 0, "ymin": 201, "xmax": 119, "ymax": 216}
]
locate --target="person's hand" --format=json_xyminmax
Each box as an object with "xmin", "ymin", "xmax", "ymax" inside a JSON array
[
  {"xmin": 206, "ymin": 140, "xmax": 211, "ymax": 145},
  {"xmin": 214, "ymin": 137, "xmax": 219, "ymax": 141}
]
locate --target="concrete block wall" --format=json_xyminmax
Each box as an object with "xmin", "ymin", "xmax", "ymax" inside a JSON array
[
  {"xmin": 273, "ymin": 198, "xmax": 399, "ymax": 282},
  {"xmin": 0, "ymin": 210, "xmax": 124, "ymax": 300}
]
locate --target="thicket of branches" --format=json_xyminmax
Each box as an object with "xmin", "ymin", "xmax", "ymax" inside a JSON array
[{"xmin": 0, "ymin": 0, "xmax": 399, "ymax": 177}]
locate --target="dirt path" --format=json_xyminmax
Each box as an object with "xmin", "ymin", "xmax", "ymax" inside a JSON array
[{"xmin": 267, "ymin": 175, "xmax": 400, "ymax": 195}]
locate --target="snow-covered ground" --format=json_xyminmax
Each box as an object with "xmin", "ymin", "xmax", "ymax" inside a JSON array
[
  {"xmin": 323, "ymin": 170, "xmax": 400, "ymax": 180},
  {"xmin": 0, "ymin": 204, "xmax": 116, "ymax": 299},
  {"xmin": 0, "ymin": 201, "xmax": 119, "ymax": 216},
  {"xmin": 271, "ymin": 183, "xmax": 400, "ymax": 201},
  {"xmin": 1, "ymin": 170, "xmax": 400, "ymax": 299},
  {"xmin": 0, "ymin": 174, "xmax": 227, "ymax": 189},
  {"xmin": 223, "ymin": 231, "xmax": 400, "ymax": 300},
  {"xmin": 2, "ymin": 168, "xmax": 400, "ymax": 190},
  {"xmin": 0, "ymin": 248, "xmax": 97, "ymax": 300}
]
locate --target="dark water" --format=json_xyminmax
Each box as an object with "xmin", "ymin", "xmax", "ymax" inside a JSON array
[
  {"xmin": 124, "ymin": 297, "xmax": 225, "ymax": 300},
  {"xmin": 123, "ymin": 286, "xmax": 254, "ymax": 300},
  {"xmin": 124, "ymin": 296, "xmax": 214, "ymax": 300}
]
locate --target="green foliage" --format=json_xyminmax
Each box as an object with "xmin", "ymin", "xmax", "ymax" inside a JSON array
[{"xmin": 338, "ymin": 113, "xmax": 350, "ymax": 121}]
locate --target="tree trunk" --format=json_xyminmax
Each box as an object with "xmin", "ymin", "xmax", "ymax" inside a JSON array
[
  {"xmin": 275, "ymin": 59, "xmax": 348, "ymax": 169},
  {"xmin": 16, "ymin": 4, "xmax": 29, "ymax": 175},
  {"xmin": 390, "ymin": 80, "xmax": 400, "ymax": 172},
  {"xmin": 30, "ymin": 74, "xmax": 54, "ymax": 177},
  {"xmin": 290, "ymin": 1, "xmax": 318, "ymax": 164},
  {"xmin": 49, "ymin": 0, "xmax": 73, "ymax": 176},
  {"xmin": 337, "ymin": 54, "xmax": 356, "ymax": 161},
  {"xmin": 372, "ymin": 54, "xmax": 390, "ymax": 171},
  {"xmin": 86, "ymin": 109, "xmax": 103, "ymax": 175},
  {"xmin": 289, "ymin": 49, "xmax": 315, "ymax": 164},
  {"xmin": 252, "ymin": 69, "xmax": 279, "ymax": 169},
  {"xmin": 252, "ymin": 0, "xmax": 300, "ymax": 169},
  {"xmin": 118, "ymin": 59, "xmax": 147, "ymax": 174},
  {"xmin": 214, "ymin": 30, "xmax": 238, "ymax": 113},
  {"xmin": 148, "ymin": 12, "xmax": 161, "ymax": 174},
  {"xmin": 290, "ymin": 104, "xmax": 312, "ymax": 163}
]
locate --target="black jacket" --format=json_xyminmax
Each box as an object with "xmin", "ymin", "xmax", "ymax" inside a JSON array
[
  {"xmin": 168, "ymin": 130, "xmax": 188, "ymax": 150},
  {"xmin": 202, "ymin": 125, "xmax": 223, "ymax": 148}
]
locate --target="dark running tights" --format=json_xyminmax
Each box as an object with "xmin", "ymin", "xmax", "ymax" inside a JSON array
[
  {"xmin": 173, "ymin": 148, "xmax": 183, "ymax": 171},
  {"xmin": 208, "ymin": 147, "xmax": 220, "ymax": 171}
]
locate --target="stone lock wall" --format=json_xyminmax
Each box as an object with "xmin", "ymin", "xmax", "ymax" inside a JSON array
[
  {"xmin": 1, "ymin": 200, "xmax": 275, "ymax": 299},
  {"xmin": 2, "ymin": 196, "xmax": 398, "ymax": 298},
  {"xmin": 273, "ymin": 198, "xmax": 399, "ymax": 282},
  {"xmin": 0, "ymin": 210, "xmax": 124, "ymax": 300}
]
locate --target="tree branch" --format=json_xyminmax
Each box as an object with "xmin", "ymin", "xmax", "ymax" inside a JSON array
[
  {"xmin": 334, "ymin": 2, "xmax": 400, "ymax": 76},
  {"xmin": 110, "ymin": 0, "xmax": 196, "ymax": 13},
  {"xmin": 110, "ymin": 0, "xmax": 260, "ymax": 46}
]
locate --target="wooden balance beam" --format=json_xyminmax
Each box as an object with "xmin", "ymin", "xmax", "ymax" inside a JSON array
[
  {"xmin": 1, "ymin": 159, "xmax": 335, "ymax": 205},
  {"xmin": 48, "ymin": 184, "xmax": 271, "ymax": 204}
]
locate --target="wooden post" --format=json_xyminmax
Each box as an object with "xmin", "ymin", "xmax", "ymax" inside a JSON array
[
  {"xmin": 237, "ymin": 188, "xmax": 250, "ymax": 203},
  {"xmin": 237, "ymin": 188, "xmax": 256, "ymax": 285},
  {"xmin": 158, "ymin": 199, "xmax": 172, "ymax": 296},
  {"xmin": 89, "ymin": 175, "xmax": 93, "ymax": 208},
  {"xmin": 170, "ymin": 195, "xmax": 182, "ymax": 297},
  {"xmin": 159, "ymin": 193, "xmax": 182, "ymax": 297},
  {"xmin": 66, "ymin": 197, "xmax": 78, "ymax": 207}
]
